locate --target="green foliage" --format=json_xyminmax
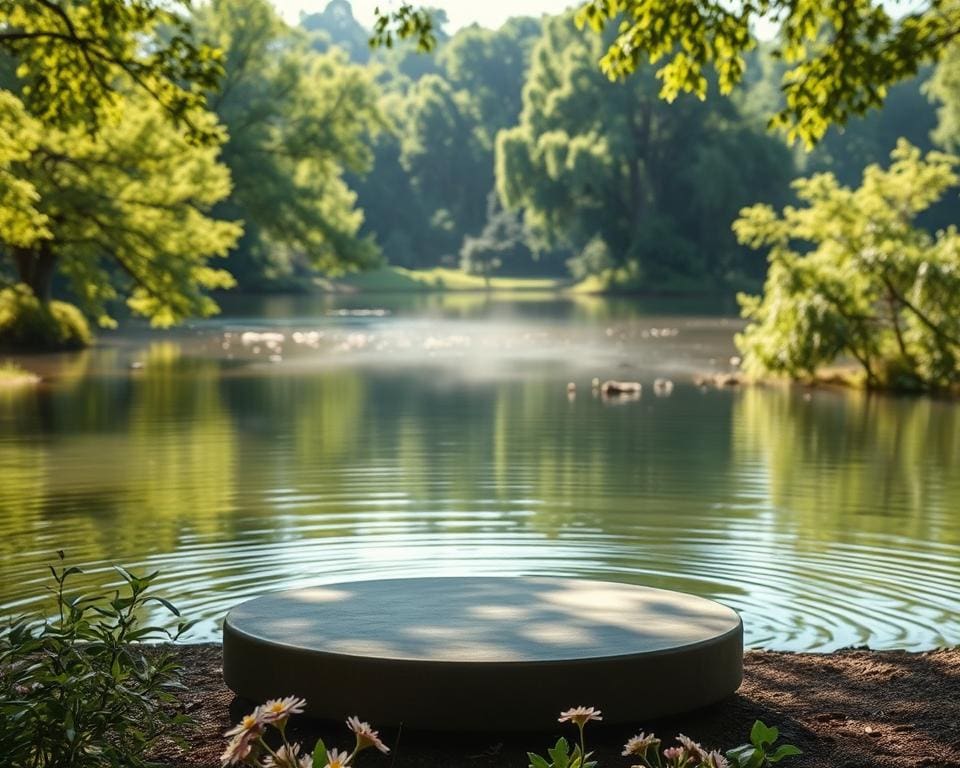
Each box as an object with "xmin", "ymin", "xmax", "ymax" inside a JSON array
[
  {"xmin": 351, "ymin": 14, "xmax": 540, "ymax": 272},
  {"xmin": 0, "ymin": 92, "xmax": 47, "ymax": 249},
  {"xmin": 528, "ymin": 737, "xmax": 596, "ymax": 768},
  {"xmin": 369, "ymin": 3, "xmax": 436, "ymax": 53},
  {"xmin": 735, "ymin": 140, "xmax": 960, "ymax": 391},
  {"xmin": 0, "ymin": 553, "xmax": 192, "ymax": 767},
  {"xmin": 197, "ymin": 0, "xmax": 385, "ymax": 288},
  {"xmin": 0, "ymin": 284, "xmax": 91, "ymax": 350},
  {"xmin": 374, "ymin": 1, "xmax": 960, "ymax": 147},
  {"xmin": 438, "ymin": 18, "xmax": 542, "ymax": 143},
  {"xmin": 0, "ymin": 0, "xmax": 222, "ymax": 143},
  {"xmin": 302, "ymin": 0, "xmax": 372, "ymax": 63},
  {"xmin": 927, "ymin": 40, "xmax": 960, "ymax": 152},
  {"xmin": 2, "ymin": 93, "xmax": 240, "ymax": 329},
  {"xmin": 726, "ymin": 721, "xmax": 803, "ymax": 768},
  {"xmin": 496, "ymin": 13, "xmax": 792, "ymax": 288},
  {"xmin": 574, "ymin": 0, "xmax": 960, "ymax": 148}
]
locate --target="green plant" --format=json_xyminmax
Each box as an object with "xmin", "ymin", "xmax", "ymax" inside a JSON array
[
  {"xmin": 529, "ymin": 707, "xmax": 602, "ymax": 768},
  {"xmin": 725, "ymin": 721, "xmax": 803, "ymax": 768},
  {"xmin": 531, "ymin": 708, "xmax": 802, "ymax": 768},
  {"xmin": 0, "ymin": 552, "xmax": 193, "ymax": 767},
  {"xmin": 621, "ymin": 720, "xmax": 801, "ymax": 768},
  {"xmin": 222, "ymin": 703, "xmax": 390, "ymax": 768},
  {"xmin": 0, "ymin": 284, "xmax": 92, "ymax": 351}
]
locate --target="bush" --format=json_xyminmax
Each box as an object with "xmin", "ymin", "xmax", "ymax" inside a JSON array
[
  {"xmin": 0, "ymin": 552, "xmax": 193, "ymax": 767},
  {"xmin": 0, "ymin": 284, "xmax": 92, "ymax": 350}
]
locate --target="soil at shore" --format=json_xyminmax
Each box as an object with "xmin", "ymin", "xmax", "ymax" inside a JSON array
[{"xmin": 154, "ymin": 645, "xmax": 960, "ymax": 768}]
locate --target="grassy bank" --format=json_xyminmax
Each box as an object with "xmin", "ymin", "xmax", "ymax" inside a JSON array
[
  {"xmin": 318, "ymin": 266, "xmax": 568, "ymax": 293},
  {"xmin": 0, "ymin": 361, "xmax": 40, "ymax": 388}
]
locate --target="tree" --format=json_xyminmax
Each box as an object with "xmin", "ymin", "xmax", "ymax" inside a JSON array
[
  {"xmin": 734, "ymin": 140, "xmax": 960, "ymax": 391},
  {"xmin": 0, "ymin": 92, "xmax": 240, "ymax": 347},
  {"xmin": 399, "ymin": 74, "xmax": 491, "ymax": 256},
  {"xmin": 195, "ymin": 0, "xmax": 385, "ymax": 288},
  {"xmin": 0, "ymin": 0, "xmax": 221, "ymax": 142},
  {"xmin": 496, "ymin": 13, "xmax": 792, "ymax": 288},
  {"xmin": 376, "ymin": 1, "xmax": 960, "ymax": 148},
  {"xmin": 438, "ymin": 18, "xmax": 542, "ymax": 144},
  {"xmin": 302, "ymin": 0, "xmax": 371, "ymax": 63}
]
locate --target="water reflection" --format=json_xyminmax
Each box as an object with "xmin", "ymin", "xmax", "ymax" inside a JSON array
[{"xmin": 0, "ymin": 295, "xmax": 957, "ymax": 650}]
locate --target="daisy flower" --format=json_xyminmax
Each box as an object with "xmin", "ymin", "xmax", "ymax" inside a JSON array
[
  {"xmin": 676, "ymin": 734, "xmax": 705, "ymax": 761},
  {"xmin": 260, "ymin": 696, "xmax": 308, "ymax": 725},
  {"xmin": 220, "ymin": 733, "xmax": 257, "ymax": 766},
  {"xmin": 557, "ymin": 706, "xmax": 603, "ymax": 727},
  {"xmin": 703, "ymin": 750, "xmax": 731, "ymax": 768},
  {"xmin": 225, "ymin": 709, "xmax": 266, "ymax": 739},
  {"xmin": 324, "ymin": 748, "xmax": 351, "ymax": 768},
  {"xmin": 346, "ymin": 716, "xmax": 390, "ymax": 754},
  {"xmin": 264, "ymin": 743, "xmax": 313, "ymax": 768},
  {"xmin": 622, "ymin": 732, "xmax": 660, "ymax": 757}
]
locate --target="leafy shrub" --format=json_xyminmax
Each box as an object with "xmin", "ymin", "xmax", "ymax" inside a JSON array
[
  {"xmin": 0, "ymin": 283, "xmax": 92, "ymax": 350},
  {"xmin": 0, "ymin": 552, "xmax": 192, "ymax": 767},
  {"xmin": 734, "ymin": 141, "xmax": 960, "ymax": 391}
]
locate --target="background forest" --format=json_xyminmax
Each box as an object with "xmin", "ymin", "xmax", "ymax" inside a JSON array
[
  {"xmin": 234, "ymin": 0, "xmax": 960, "ymax": 292},
  {"xmin": 4, "ymin": 0, "xmax": 960, "ymax": 331}
]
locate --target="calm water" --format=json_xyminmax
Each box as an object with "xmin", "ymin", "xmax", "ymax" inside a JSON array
[{"xmin": 1, "ymin": 293, "xmax": 958, "ymax": 651}]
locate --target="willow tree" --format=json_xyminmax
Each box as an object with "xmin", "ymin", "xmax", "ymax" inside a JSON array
[
  {"xmin": 0, "ymin": 94, "xmax": 240, "ymax": 348},
  {"xmin": 735, "ymin": 141, "xmax": 960, "ymax": 391}
]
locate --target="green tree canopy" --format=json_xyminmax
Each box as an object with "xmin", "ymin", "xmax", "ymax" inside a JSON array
[
  {"xmin": 735, "ymin": 140, "xmax": 960, "ymax": 391},
  {"xmin": 2, "ymin": 93, "xmax": 240, "ymax": 334},
  {"xmin": 376, "ymin": 1, "xmax": 960, "ymax": 147},
  {"xmin": 195, "ymin": 0, "xmax": 386, "ymax": 288},
  {"xmin": 496, "ymin": 13, "xmax": 792, "ymax": 287},
  {"xmin": 0, "ymin": 0, "xmax": 222, "ymax": 141}
]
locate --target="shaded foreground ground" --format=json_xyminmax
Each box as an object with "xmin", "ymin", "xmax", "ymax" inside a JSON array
[{"xmin": 156, "ymin": 645, "xmax": 960, "ymax": 768}]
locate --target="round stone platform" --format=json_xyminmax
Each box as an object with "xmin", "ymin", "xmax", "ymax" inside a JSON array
[{"xmin": 222, "ymin": 577, "xmax": 742, "ymax": 730}]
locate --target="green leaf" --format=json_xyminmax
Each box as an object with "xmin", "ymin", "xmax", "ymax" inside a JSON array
[
  {"xmin": 312, "ymin": 737, "xmax": 328, "ymax": 767},
  {"xmin": 548, "ymin": 737, "xmax": 571, "ymax": 768},
  {"xmin": 528, "ymin": 752, "xmax": 551, "ymax": 768},
  {"xmin": 751, "ymin": 720, "xmax": 779, "ymax": 749},
  {"xmin": 769, "ymin": 744, "xmax": 803, "ymax": 762}
]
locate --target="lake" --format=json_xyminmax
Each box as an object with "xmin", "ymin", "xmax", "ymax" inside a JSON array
[{"xmin": 1, "ymin": 293, "xmax": 958, "ymax": 651}]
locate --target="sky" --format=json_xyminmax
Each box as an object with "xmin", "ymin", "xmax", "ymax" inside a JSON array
[{"xmin": 272, "ymin": 0, "xmax": 578, "ymax": 30}]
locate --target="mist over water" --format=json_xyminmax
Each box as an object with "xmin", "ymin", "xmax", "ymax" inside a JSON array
[{"xmin": 1, "ymin": 294, "xmax": 958, "ymax": 651}]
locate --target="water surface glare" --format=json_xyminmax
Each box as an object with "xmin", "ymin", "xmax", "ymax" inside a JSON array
[{"xmin": 1, "ymin": 294, "xmax": 958, "ymax": 651}]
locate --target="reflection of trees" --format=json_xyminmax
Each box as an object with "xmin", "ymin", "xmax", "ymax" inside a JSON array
[
  {"xmin": 123, "ymin": 343, "xmax": 237, "ymax": 541},
  {"xmin": 733, "ymin": 386, "xmax": 960, "ymax": 546}
]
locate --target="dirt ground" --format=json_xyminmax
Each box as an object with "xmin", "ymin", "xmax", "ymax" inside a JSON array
[{"xmin": 153, "ymin": 645, "xmax": 960, "ymax": 768}]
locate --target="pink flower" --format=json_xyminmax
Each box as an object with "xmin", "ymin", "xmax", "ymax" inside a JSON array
[
  {"xmin": 662, "ymin": 746, "xmax": 685, "ymax": 766},
  {"xmin": 557, "ymin": 706, "xmax": 603, "ymax": 727},
  {"xmin": 346, "ymin": 716, "xmax": 390, "ymax": 754}
]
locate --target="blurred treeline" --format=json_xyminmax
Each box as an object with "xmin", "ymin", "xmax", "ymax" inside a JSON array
[
  {"xmin": 261, "ymin": 0, "xmax": 960, "ymax": 291},
  {"xmin": 5, "ymin": 0, "xmax": 958, "ymax": 298}
]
